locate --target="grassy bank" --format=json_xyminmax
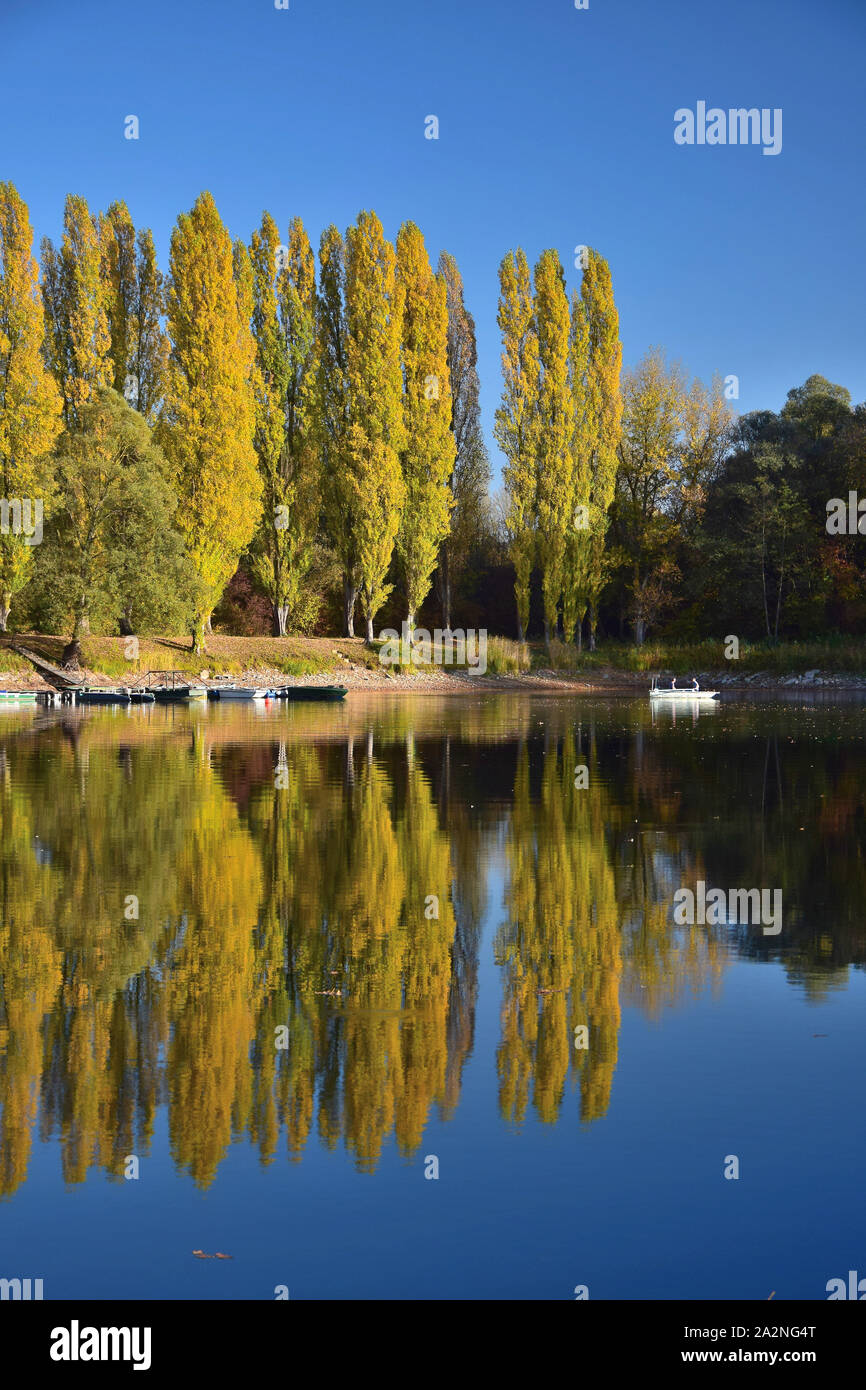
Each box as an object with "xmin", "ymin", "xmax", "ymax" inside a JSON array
[
  {"xmin": 1, "ymin": 632, "xmax": 865, "ymax": 686},
  {"xmin": 536, "ymin": 637, "xmax": 866, "ymax": 676}
]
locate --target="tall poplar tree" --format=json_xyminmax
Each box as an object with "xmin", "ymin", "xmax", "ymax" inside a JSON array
[
  {"xmin": 100, "ymin": 201, "xmax": 168, "ymax": 424},
  {"xmin": 495, "ymin": 249, "xmax": 539, "ymax": 641},
  {"xmin": 41, "ymin": 194, "xmax": 111, "ymax": 427},
  {"xmin": 533, "ymin": 249, "xmax": 572, "ymax": 647},
  {"xmin": 160, "ymin": 191, "xmax": 260, "ymax": 653},
  {"xmin": 344, "ymin": 210, "xmax": 405, "ymax": 642},
  {"xmin": 436, "ymin": 251, "xmax": 490, "ymax": 629},
  {"xmin": 316, "ymin": 226, "xmax": 356, "ymax": 634},
  {"xmin": 0, "ymin": 183, "xmax": 62, "ymax": 629},
  {"xmin": 250, "ymin": 212, "xmax": 320, "ymax": 635},
  {"xmin": 565, "ymin": 248, "xmax": 622, "ymax": 648},
  {"xmin": 395, "ymin": 222, "xmax": 454, "ymax": 630}
]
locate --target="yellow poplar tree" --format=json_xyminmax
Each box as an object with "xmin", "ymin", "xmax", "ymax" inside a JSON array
[
  {"xmin": 0, "ymin": 183, "xmax": 62, "ymax": 629},
  {"xmin": 41, "ymin": 194, "xmax": 111, "ymax": 427},
  {"xmin": 565, "ymin": 248, "xmax": 622, "ymax": 649},
  {"xmin": 395, "ymin": 221, "xmax": 455, "ymax": 630},
  {"xmin": 160, "ymin": 192, "xmax": 261, "ymax": 653},
  {"xmin": 344, "ymin": 210, "xmax": 406, "ymax": 642},
  {"xmin": 316, "ymin": 226, "xmax": 357, "ymax": 634},
  {"xmin": 495, "ymin": 248, "xmax": 539, "ymax": 641},
  {"xmin": 99, "ymin": 201, "xmax": 168, "ymax": 424},
  {"xmin": 249, "ymin": 214, "xmax": 320, "ymax": 636},
  {"xmin": 533, "ymin": 249, "xmax": 572, "ymax": 648}
]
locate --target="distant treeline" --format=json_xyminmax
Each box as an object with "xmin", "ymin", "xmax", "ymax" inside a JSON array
[{"xmin": 0, "ymin": 181, "xmax": 862, "ymax": 650}]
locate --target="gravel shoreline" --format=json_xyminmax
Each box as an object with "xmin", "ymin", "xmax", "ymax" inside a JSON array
[{"xmin": 2, "ymin": 663, "xmax": 865, "ymax": 697}]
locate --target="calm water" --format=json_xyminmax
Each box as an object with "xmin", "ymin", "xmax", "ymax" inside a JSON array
[{"xmin": 1, "ymin": 694, "xmax": 864, "ymax": 1300}]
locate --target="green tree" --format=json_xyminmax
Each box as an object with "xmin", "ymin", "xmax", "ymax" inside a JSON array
[
  {"xmin": 435, "ymin": 251, "xmax": 490, "ymax": 628},
  {"xmin": 249, "ymin": 214, "xmax": 320, "ymax": 635},
  {"xmin": 344, "ymin": 211, "xmax": 406, "ymax": 642},
  {"xmin": 533, "ymin": 249, "xmax": 572, "ymax": 648},
  {"xmin": 100, "ymin": 202, "xmax": 168, "ymax": 424},
  {"xmin": 495, "ymin": 248, "xmax": 539, "ymax": 640},
  {"xmin": 565, "ymin": 249, "xmax": 622, "ymax": 649},
  {"xmin": 41, "ymin": 194, "xmax": 111, "ymax": 427},
  {"xmin": 39, "ymin": 389, "xmax": 198, "ymax": 638},
  {"xmin": 316, "ymin": 226, "xmax": 357, "ymax": 634},
  {"xmin": 0, "ymin": 182, "xmax": 62, "ymax": 630},
  {"xmin": 395, "ymin": 222, "xmax": 455, "ymax": 629}
]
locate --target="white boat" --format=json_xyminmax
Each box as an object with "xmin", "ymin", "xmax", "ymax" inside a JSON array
[
  {"xmin": 210, "ymin": 685, "xmax": 270, "ymax": 701},
  {"xmin": 649, "ymin": 679, "xmax": 718, "ymax": 700}
]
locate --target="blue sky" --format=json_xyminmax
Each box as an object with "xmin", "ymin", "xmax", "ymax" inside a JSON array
[{"xmin": 3, "ymin": 0, "xmax": 864, "ymax": 479}]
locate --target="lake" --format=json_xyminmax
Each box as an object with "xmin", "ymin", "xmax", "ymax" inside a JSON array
[{"xmin": 1, "ymin": 693, "xmax": 864, "ymax": 1300}]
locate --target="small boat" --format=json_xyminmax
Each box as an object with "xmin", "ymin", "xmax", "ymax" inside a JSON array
[
  {"xmin": 209, "ymin": 685, "xmax": 270, "ymax": 701},
  {"xmin": 151, "ymin": 684, "xmax": 207, "ymax": 703},
  {"xmin": 132, "ymin": 671, "xmax": 207, "ymax": 702},
  {"xmin": 267, "ymin": 684, "xmax": 348, "ymax": 702},
  {"xmin": 75, "ymin": 686, "xmax": 156, "ymax": 705},
  {"xmin": 0, "ymin": 690, "xmax": 37, "ymax": 703},
  {"xmin": 649, "ymin": 678, "xmax": 718, "ymax": 700},
  {"xmin": 75, "ymin": 686, "xmax": 130, "ymax": 705}
]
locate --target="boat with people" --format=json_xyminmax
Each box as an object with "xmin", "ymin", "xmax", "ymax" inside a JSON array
[{"xmin": 649, "ymin": 676, "xmax": 719, "ymax": 700}]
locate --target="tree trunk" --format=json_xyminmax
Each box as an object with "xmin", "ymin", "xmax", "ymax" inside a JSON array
[
  {"xmin": 543, "ymin": 617, "xmax": 551, "ymax": 650},
  {"xmin": 62, "ymin": 638, "xmax": 82, "ymax": 670},
  {"xmin": 761, "ymin": 528, "xmax": 771, "ymax": 640},
  {"xmin": 576, "ymin": 616, "xmax": 582, "ymax": 653},
  {"xmin": 0, "ymin": 591, "xmax": 10, "ymax": 632},
  {"xmin": 439, "ymin": 545, "xmax": 451, "ymax": 630},
  {"xmin": 191, "ymin": 616, "xmax": 207, "ymax": 655},
  {"xmin": 344, "ymin": 580, "xmax": 357, "ymax": 638},
  {"xmin": 365, "ymin": 614, "xmax": 374, "ymax": 643},
  {"xmin": 589, "ymin": 604, "xmax": 597, "ymax": 651},
  {"xmin": 516, "ymin": 615, "xmax": 525, "ymax": 642},
  {"xmin": 72, "ymin": 601, "xmax": 89, "ymax": 641},
  {"xmin": 273, "ymin": 604, "xmax": 289, "ymax": 637},
  {"xmin": 205, "ymin": 613, "xmax": 212, "ymax": 635}
]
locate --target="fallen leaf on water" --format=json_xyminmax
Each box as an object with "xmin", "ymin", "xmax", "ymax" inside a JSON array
[
  {"xmin": 192, "ymin": 1250, "xmax": 212, "ymax": 1259},
  {"xmin": 215, "ymin": 1253, "xmax": 233, "ymax": 1260}
]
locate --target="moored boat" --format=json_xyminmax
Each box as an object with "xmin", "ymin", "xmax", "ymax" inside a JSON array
[
  {"xmin": 131, "ymin": 671, "xmax": 207, "ymax": 702},
  {"xmin": 267, "ymin": 684, "xmax": 348, "ymax": 702},
  {"xmin": 0, "ymin": 690, "xmax": 37, "ymax": 703},
  {"xmin": 209, "ymin": 685, "xmax": 270, "ymax": 701},
  {"xmin": 150, "ymin": 684, "xmax": 208, "ymax": 702},
  {"xmin": 75, "ymin": 687, "xmax": 130, "ymax": 705},
  {"xmin": 649, "ymin": 678, "xmax": 718, "ymax": 700},
  {"xmin": 75, "ymin": 686, "xmax": 156, "ymax": 705}
]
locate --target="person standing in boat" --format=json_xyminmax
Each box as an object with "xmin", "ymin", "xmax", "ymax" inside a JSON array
[
  {"xmin": 692, "ymin": 677, "xmax": 699, "ymax": 691},
  {"xmin": 671, "ymin": 676, "xmax": 676, "ymax": 690}
]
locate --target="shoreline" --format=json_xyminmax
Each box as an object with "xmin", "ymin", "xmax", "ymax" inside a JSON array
[
  {"xmin": 2, "ymin": 663, "xmax": 865, "ymax": 697},
  {"xmin": 2, "ymin": 632, "xmax": 865, "ymax": 697}
]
